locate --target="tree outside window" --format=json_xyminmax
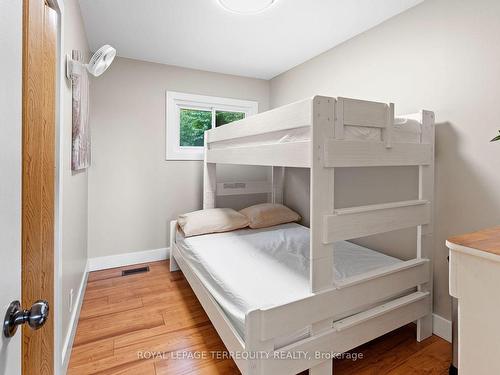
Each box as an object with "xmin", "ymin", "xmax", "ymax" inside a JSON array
[{"xmin": 179, "ymin": 109, "xmax": 245, "ymax": 147}]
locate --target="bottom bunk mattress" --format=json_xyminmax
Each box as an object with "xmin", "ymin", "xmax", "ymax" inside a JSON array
[{"xmin": 175, "ymin": 222, "xmax": 402, "ymax": 345}]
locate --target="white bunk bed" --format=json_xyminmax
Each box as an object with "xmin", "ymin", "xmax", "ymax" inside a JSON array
[{"xmin": 169, "ymin": 96, "xmax": 435, "ymax": 375}]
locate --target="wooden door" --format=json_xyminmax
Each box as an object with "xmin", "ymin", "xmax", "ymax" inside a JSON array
[{"xmin": 22, "ymin": 0, "xmax": 57, "ymax": 373}]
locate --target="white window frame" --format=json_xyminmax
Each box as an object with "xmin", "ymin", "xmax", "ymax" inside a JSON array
[{"xmin": 166, "ymin": 91, "xmax": 258, "ymax": 160}]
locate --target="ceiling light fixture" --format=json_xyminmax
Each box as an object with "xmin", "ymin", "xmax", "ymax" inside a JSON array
[
  {"xmin": 217, "ymin": 0, "xmax": 276, "ymax": 14},
  {"xmin": 66, "ymin": 44, "xmax": 116, "ymax": 80}
]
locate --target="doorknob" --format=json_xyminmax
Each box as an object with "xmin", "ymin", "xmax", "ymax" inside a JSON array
[{"xmin": 3, "ymin": 300, "xmax": 49, "ymax": 338}]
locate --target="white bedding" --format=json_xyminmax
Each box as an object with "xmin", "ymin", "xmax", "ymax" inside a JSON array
[
  {"xmin": 210, "ymin": 117, "xmax": 421, "ymax": 150},
  {"xmin": 175, "ymin": 223, "xmax": 401, "ymax": 344}
]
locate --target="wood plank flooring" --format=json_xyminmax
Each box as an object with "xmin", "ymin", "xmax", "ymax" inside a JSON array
[{"xmin": 68, "ymin": 260, "xmax": 451, "ymax": 374}]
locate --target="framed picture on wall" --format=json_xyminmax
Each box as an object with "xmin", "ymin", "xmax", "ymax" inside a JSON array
[{"xmin": 71, "ymin": 50, "xmax": 91, "ymax": 171}]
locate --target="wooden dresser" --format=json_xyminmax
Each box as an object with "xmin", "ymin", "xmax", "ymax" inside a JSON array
[{"xmin": 447, "ymin": 226, "xmax": 500, "ymax": 375}]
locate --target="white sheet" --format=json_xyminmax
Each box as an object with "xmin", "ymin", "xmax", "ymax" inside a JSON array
[
  {"xmin": 175, "ymin": 223, "xmax": 401, "ymax": 343},
  {"xmin": 210, "ymin": 117, "xmax": 421, "ymax": 150}
]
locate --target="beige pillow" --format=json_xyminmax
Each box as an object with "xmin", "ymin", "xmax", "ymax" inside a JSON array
[
  {"xmin": 240, "ymin": 203, "xmax": 301, "ymax": 229},
  {"xmin": 177, "ymin": 208, "xmax": 249, "ymax": 237}
]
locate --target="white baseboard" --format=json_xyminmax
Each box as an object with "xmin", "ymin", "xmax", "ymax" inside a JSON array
[
  {"xmin": 433, "ymin": 313, "xmax": 452, "ymax": 343},
  {"xmin": 61, "ymin": 261, "xmax": 88, "ymax": 372},
  {"xmin": 87, "ymin": 247, "xmax": 170, "ymax": 272}
]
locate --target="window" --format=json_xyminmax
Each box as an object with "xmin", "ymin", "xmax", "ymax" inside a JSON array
[{"xmin": 166, "ymin": 91, "xmax": 258, "ymax": 160}]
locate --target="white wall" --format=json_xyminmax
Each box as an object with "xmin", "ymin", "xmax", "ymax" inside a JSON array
[
  {"xmin": 270, "ymin": 0, "xmax": 500, "ymax": 319},
  {"xmin": 60, "ymin": 0, "xmax": 89, "ymax": 363},
  {"xmin": 88, "ymin": 57, "xmax": 270, "ymax": 258}
]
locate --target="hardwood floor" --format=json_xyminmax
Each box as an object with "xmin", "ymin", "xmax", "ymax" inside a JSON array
[{"xmin": 68, "ymin": 260, "xmax": 451, "ymax": 374}]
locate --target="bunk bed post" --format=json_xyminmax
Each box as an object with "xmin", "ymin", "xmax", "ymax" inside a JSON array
[
  {"xmin": 383, "ymin": 103, "xmax": 394, "ymax": 148},
  {"xmin": 310, "ymin": 96, "xmax": 335, "ymax": 290},
  {"xmin": 203, "ymin": 132, "xmax": 217, "ymax": 209},
  {"xmin": 416, "ymin": 110, "xmax": 435, "ymax": 341},
  {"xmin": 271, "ymin": 166, "xmax": 285, "ymax": 204},
  {"xmin": 169, "ymin": 220, "xmax": 180, "ymax": 271},
  {"xmin": 335, "ymin": 98, "xmax": 344, "ymax": 140},
  {"xmin": 245, "ymin": 310, "xmax": 274, "ymax": 375},
  {"xmin": 309, "ymin": 96, "xmax": 336, "ymax": 375}
]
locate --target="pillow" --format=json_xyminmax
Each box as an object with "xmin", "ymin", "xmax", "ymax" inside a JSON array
[
  {"xmin": 240, "ymin": 203, "xmax": 301, "ymax": 229},
  {"xmin": 177, "ymin": 208, "xmax": 249, "ymax": 237}
]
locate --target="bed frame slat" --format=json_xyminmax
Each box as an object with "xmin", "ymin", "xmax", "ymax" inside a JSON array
[
  {"xmin": 258, "ymin": 258, "xmax": 429, "ymax": 341},
  {"xmin": 206, "ymin": 141, "xmax": 310, "ymax": 167},
  {"xmin": 260, "ymin": 292, "xmax": 430, "ymax": 375},
  {"xmin": 339, "ymin": 97, "xmax": 390, "ymax": 128},
  {"xmin": 323, "ymin": 200, "xmax": 431, "ymax": 243},
  {"xmin": 324, "ymin": 140, "xmax": 432, "ymax": 167}
]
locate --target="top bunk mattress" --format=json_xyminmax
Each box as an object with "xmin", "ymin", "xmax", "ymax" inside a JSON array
[
  {"xmin": 210, "ymin": 117, "xmax": 421, "ymax": 150},
  {"xmin": 175, "ymin": 223, "xmax": 401, "ymax": 342}
]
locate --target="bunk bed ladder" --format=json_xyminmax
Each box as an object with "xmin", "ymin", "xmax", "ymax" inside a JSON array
[{"xmin": 309, "ymin": 98, "xmax": 434, "ymax": 374}]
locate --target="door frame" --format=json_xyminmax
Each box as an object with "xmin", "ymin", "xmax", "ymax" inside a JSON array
[
  {"xmin": 43, "ymin": 1, "xmax": 86, "ymax": 373},
  {"xmin": 45, "ymin": 0, "xmax": 65, "ymax": 374}
]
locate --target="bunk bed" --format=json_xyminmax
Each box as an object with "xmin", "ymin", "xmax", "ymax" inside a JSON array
[{"xmin": 169, "ymin": 96, "xmax": 435, "ymax": 375}]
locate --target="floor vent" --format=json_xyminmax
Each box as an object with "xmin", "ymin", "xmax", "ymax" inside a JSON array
[{"xmin": 122, "ymin": 266, "xmax": 150, "ymax": 276}]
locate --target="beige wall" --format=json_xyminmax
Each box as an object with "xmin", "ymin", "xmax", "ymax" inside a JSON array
[
  {"xmin": 61, "ymin": 0, "xmax": 89, "ymax": 362},
  {"xmin": 270, "ymin": 0, "xmax": 500, "ymax": 319},
  {"xmin": 283, "ymin": 166, "xmax": 420, "ymax": 263},
  {"xmin": 88, "ymin": 58, "xmax": 270, "ymax": 258}
]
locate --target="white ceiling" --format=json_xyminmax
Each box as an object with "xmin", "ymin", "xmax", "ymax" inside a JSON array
[{"xmin": 79, "ymin": 0, "xmax": 423, "ymax": 79}]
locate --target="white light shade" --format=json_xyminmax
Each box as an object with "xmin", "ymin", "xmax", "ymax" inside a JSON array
[
  {"xmin": 218, "ymin": 0, "xmax": 275, "ymax": 14},
  {"xmin": 87, "ymin": 45, "xmax": 116, "ymax": 77}
]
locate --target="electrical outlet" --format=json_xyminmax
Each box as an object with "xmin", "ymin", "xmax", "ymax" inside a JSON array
[{"xmin": 69, "ymin": 289, "xmax": 74, "ymax": 313}]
